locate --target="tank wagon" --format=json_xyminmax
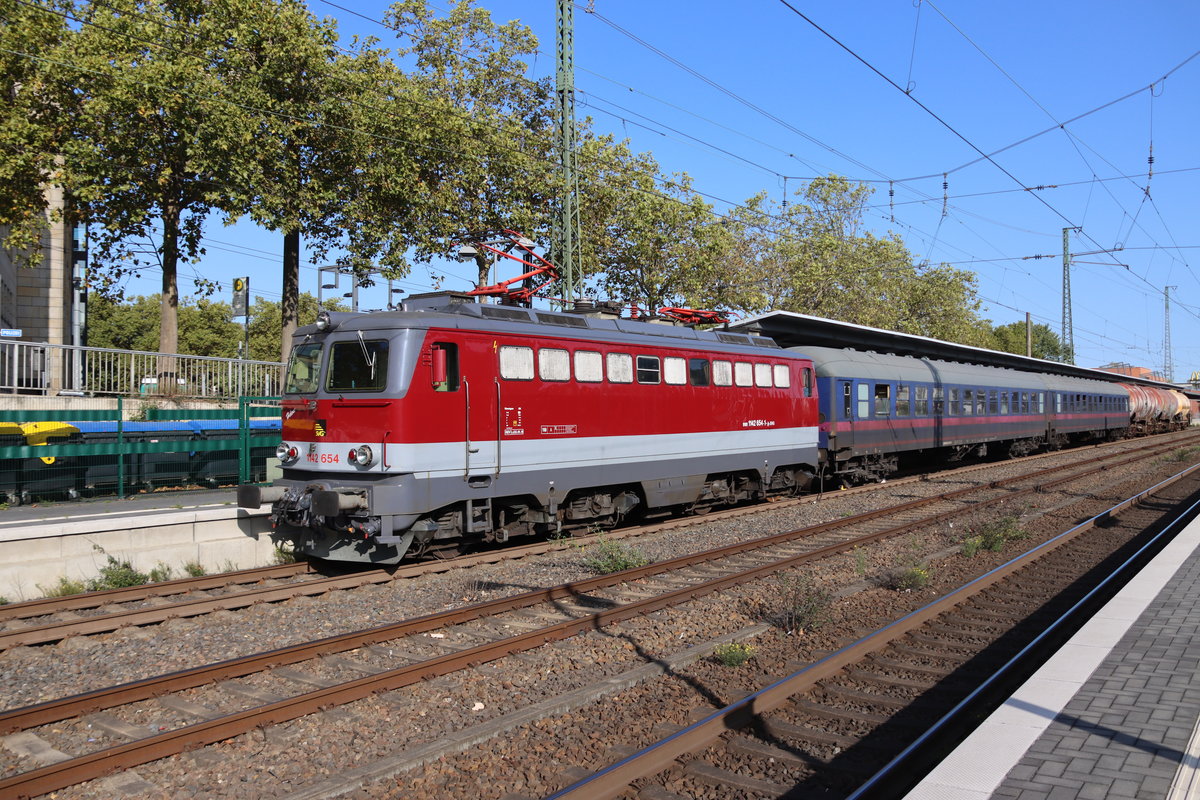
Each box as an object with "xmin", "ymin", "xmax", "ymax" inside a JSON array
[{"xmin": 239, "ymin": 293, "xmax": 821, "ymax": 564}]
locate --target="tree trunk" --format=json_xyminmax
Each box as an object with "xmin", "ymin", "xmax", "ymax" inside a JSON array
[
  {"xmin": 157, "ymin": 201, "xmax": 180, "ymax": 395},
  {"xmin": 280, "ymin": 228, "xmax": 300, "ymax": 385}
]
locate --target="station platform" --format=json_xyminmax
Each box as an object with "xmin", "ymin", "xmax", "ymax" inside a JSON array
[
  {"xmin": 0, "ymin": 488, "xmax": 274, "ymax": 601},
  {"xmin": 905, "ymin": 508, "xmax": 1200, "ymax": 799}
]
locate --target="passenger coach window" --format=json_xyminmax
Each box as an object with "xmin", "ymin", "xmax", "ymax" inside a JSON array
[
  {"xmin": 285, "ymin": 342, "xmax": 323, "ymax": 394},
  {"xmin": 499, "ymin": 346, "xmax": 534, "ymax": 380},
  {"xmin": 607, "ymin": 353, "xmax": 633, "ymax": 383},
  {"xmin": 538, "ymin": 348, "xmax": 570, "ymax": 381},
  {"xmin": 989, "ymin": 390, "xmax": 999, "ymax": 414},
  {"xmin": 963, "ymin": 389, "xmax": 974, "ymax": 415},
  {"xmin": 896, "ymin": 385, "xmax": 910, "ymax": 416},
  {"xmin": 636, "ymin": 355, "xmax": 661, "ymax": 384},
  {"xmin": 916, "ymin": 386, "xmax": 929, "ymax": 416},
  {"xmin": 713, "ymin": 360, "xmax": 732, "ymax": 386},
  {"xmin": 689, "ymin": 359, "xmax": 711, "ymax": 386},
  {"xmin": 327, "ymin": 339, "xmax": 389, "ymax": 392},
  {"xmin": 663, "ymin": 357, "xmax": 687, "ymax": 385},
  {"xmin": 857, "ymin": 383, "xmax": 869, "ymax": 418},
  {"xmin": 933, "ymin": 387, "xmax": 945, "ymax": 414},
  {"xmin": 574, "ymin": 351, "xmax": 602, "ymax": 382},
  {"xmin": 734, "ymin": 362, "xmax": 753, "ymax": 387},
  {"xmin": 999, "ymin": 392, "xmax": 1009, "ymax": 415},
  {"xmin": 874, "ymin": 384, "xmax": 891, "ymax": 417},
  {"xmin": 949, "ymin": 388, "xmax": 961, "ymax": 415}
]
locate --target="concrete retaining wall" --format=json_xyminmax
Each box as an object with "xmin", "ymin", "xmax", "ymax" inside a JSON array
[{"xmin": 0, "ymin": 506, "xmax": 277, "ymax": 601}]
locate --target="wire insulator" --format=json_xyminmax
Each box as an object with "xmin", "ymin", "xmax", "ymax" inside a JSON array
[
  {"xmin": 888, "ymin": 181, "xmax": 895, "ymax": 223},
  {"xmin": 941, "ymin": 173, "xmax": 948, "ymax": 218}
]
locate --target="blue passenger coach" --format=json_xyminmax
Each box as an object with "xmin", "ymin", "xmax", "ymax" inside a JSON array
[{"xmin": 798, "ymin": 346, "xmax": 1129, "ymax": 485}]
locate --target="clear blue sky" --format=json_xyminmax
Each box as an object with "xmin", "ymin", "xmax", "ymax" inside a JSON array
[{"xmin": 127, "ymin": 1, "xmax": 1200, "ymax": 378}]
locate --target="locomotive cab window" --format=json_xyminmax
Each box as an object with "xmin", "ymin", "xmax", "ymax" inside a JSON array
[
  {"xmin": 802, "ymin": 367, "xmax": 813, "ymax": 397},
  {"xmin": 327, "ymin": 338, "xmax": 389, "ymax": 392},
  {"xmin": 285, "ymin": 342, "xmax": 323, "ymax": 394},
  {"xmin": 430, "ymin": 342, "xmax": 459, "ymax": 392}
]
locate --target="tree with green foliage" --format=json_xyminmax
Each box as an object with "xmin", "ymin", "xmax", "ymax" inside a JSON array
[
  {"xmin": 373, "ymin": 0, "xmax": 556, "ymax": 287},
  {"xmin": 87, "ymin": 291, "xmax": 334, "ymax": 361},
  {"xmin": 990, "ymin": 320, "xmax": 1069, "ymax": 361},
  {"xmin": 0, "ymin": 0, "xmax": 72, "ymax": 264},
  {"xmin": 721, "ymin": 176, "xmax": 990, "ymax": 344}
]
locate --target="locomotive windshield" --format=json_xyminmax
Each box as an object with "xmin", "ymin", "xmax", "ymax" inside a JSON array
[
  {"xmin": 284, "ymin": 342, "xmax": 323, "ymax": 394},
  {"xmin": 327, "ymin": 339, "xmax": 390, "ymax": 392}
]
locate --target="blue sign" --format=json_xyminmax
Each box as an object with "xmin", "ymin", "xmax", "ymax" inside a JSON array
[{"xmin": 0, "ymin": 329, "xmax": 21, "ymax": 337}]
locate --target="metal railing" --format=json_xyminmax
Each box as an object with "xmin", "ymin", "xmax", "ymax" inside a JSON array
[{"xmin": 0, "ymin": 340, "xmax": 283, "ymax": 399}]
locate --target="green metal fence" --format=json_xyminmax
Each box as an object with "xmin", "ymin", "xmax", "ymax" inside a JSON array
[{"xmin": 0, "ymin": 397, "xmax": 281, "ymax": 504}]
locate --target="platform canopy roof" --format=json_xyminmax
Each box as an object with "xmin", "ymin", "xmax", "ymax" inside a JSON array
[{"xmin": 729, "ymin": 310, "xmax": 1198, "ymax": 397}]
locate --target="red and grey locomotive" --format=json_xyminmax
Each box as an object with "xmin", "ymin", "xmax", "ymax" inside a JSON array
[{"xmin": 239, "ymin": 292, "xmax": 821, "ymax": 563}]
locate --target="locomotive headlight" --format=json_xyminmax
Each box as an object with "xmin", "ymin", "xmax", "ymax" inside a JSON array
[
  {"xmin": 349, "ymin": 445, "xmax": 374, "ymax": 466},
  {"xmin": 276, "ymin": 443, "xmax": 300, "ymax": 464}
]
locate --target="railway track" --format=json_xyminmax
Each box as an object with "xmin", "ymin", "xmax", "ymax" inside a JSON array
[
  {"xmin": 0, "ymin": 435, "xmax": 1194, "ymax": 797},
  {"xmin": 546, "ymin": 466, "xmax": 1200, "ymax": 799},
  {"xmin": 1, "ymin": 431, "xmax": 1194, "ymax": 651}
]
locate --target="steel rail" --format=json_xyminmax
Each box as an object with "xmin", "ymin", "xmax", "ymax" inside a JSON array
[
  {"xmin": 544, "ymin": 461, "xmax": 1200, "ymax": 800},
  {"xmin": 0, "ymin": 434, "xmax": 1188, "ymax": 648},
  {"xmin": 0, "ymin": 438, "xmax": 1176, "ymax": 737},
  {"xmin": 0, "ymin": 562, "xmax": 316, "ymax": 622},
  {"xmin": 0, "ymin": 445, "xmax": 1189, "ymax": 798}
]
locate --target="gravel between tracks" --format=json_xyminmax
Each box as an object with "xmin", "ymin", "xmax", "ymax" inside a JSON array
[{"xmin": 1, "ymin": 434, "xmax": 1196, "ymax": 799}]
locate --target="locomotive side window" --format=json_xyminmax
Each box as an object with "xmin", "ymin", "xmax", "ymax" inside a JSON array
[
  {"xmin": 663, "ymin": 357, "xmax": 687, "ymax": 385},
  {"xmin": 575, "ymin": 351, "xmax": 603, "ymax": 382},
  {"xmin": 857, "ymin": 383, "xmax": 869, "ymax": 418},
  {"xmin": 874, "ymin": 384, "xmax": 891, "ymax": 417},
  {"xmin": 713, "ymin": 360, "xmax": 733, "ymax": 386},
  {"xmin": 636, "ymin": 355, "xmax": 661, "ymax": 384},
  {"xmin": 896, "ymin": 385, "xmax": 910, "ymax": 416},
  {"xmin": 689, "ymin": 359, "xmax": 711, "ymax": 386},
  {"xmin": 430, "ymin": 342, "xmax": 459, "ymax": 392},
  {"xmin": 327, "ymin": 339, "xmax": 389, "ymax": 392},
  {"xmin": 284, "ymin": 342, "xmax": 323, "ymax": 394},
  {"xmin": 607, "ymin": 353, "xmax": 633, "ymax": 383},
  {"xmin": 734, "ymin": 362, "xmax": 753, "ymax": 387},
  {"xmin": 754, "ymin": 363, "xmax": 772, "ymax": 387},
  {"xmin": 499, "ymin": 346, "xmax": 535, "ymax": 380},
  {"xmin": 538, "ymin": 348, "xmax": 570, "ymax": 382},
  {"xmin": 773, "ymin": 364, "xmax": 791, "ymax": 388},
  {"xmin": 916, "ymin": 386, "xmax": 929, "ymax": 416}
]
